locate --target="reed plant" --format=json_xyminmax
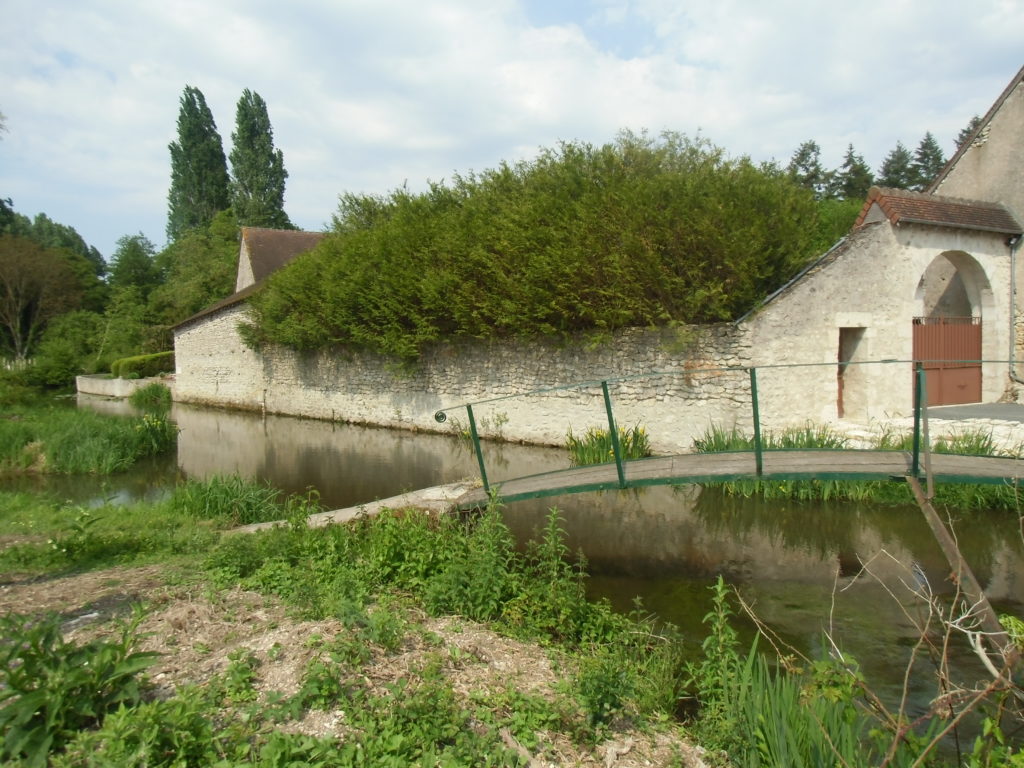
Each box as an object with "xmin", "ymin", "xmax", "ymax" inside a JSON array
[
  {"xmin": 127, "ymin": 382, "xmax": 171, "ymax": 412},
  {"xmin": 0, "ymin": 407, "xmax": 177, "ymax": 474},
  {"xmin": 566, "ymin": 423, "xmax": 652, "ymax": 466},
  {"xmin": 692, "ymin": 423, "xmax": 1022, "ymax": 510},
  {"xmin": 169, "ymin": 474, "xmax": 289, "ymax": 527}
]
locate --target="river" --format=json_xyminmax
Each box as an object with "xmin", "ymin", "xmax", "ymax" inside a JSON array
[{"xmin": 19, "ymin": 396, "xmax": 1024, "ymax": 722}]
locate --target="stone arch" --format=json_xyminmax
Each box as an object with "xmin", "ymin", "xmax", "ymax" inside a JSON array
[{"xmin": 915, "ymin": 250, "xmax": 994, "ymax": 318}]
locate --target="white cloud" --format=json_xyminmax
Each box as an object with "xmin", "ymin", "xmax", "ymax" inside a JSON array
[{"xmin": 1, "ymin": 0, "xmax": 1020, "ymax": 258}]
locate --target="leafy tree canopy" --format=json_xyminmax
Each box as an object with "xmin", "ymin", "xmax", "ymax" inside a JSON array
[
  {"xmin": 245, "ymin": 132, "xmax": 823, "ymax": 361},
  {"xmin": 787, "ymin": 140, "xmax": 830, "ymax": 200},
  {"xmin": 150, "ymin": 209, "xmax": 239, "ymax": 338},
  {"xmin": 0, "ymin": 235, "xmax": 83, "ymax": 360},
  {"xmin": 109, "ymin": 233, "xmax": 160, "ymax": 298},
  {"xmin": 167, "ymin": 85, "xmax": 230, "ymax": 242},
  {"xmin": 230, "ymin": 89, "xmax": 292, "ymax": 229}
]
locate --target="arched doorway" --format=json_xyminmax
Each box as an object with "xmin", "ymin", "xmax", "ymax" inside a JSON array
[{"xmin": 912, "ymin": 251, "xmax": 991, "ymax": 406}]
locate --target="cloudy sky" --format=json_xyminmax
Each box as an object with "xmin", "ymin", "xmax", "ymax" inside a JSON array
[{"xmin": 2, "ymin": 0, "xmax": 1021, "ymax": 261}]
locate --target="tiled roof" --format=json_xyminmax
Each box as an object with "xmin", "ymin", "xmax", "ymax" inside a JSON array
[
  {"xmin": 854, "ymin": 186, "xmax": 1022, "ymax": 235},
  {"xmin": 173, "ymin": 227, "xmax": 326, "ymax": 331},
  {"xmin": 242, "ymin": 227, "xmax": 326, "ymax": 282}
]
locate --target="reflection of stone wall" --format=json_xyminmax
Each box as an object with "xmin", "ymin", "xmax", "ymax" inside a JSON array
[
  {"xmin": 171, "ymin": 403, "xmax": 567, "ymax": 508},
  {"xmin": 174, "ymin": 308, "xmax": 751, "ymax": 452}
]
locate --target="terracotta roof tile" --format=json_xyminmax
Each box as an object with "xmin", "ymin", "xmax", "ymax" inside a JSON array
[{"xmin": 854, "ymin": 186, "xmax": 1022, "ymax": 235}]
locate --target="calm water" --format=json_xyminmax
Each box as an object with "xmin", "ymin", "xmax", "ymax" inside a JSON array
[{"xmin": 17, "ymin": 396, "xmax": 1024, "ymax": 720}]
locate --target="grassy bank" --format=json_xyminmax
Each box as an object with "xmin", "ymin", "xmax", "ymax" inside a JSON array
[
  {"xmin": 2, "ymin": 479, "xmax": 1020, "ymax": 765},
  {"xmin": 0, "ymin": 405, "xmax": 177, "ymax": 475}
]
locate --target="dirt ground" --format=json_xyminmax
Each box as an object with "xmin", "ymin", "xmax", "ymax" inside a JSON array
[{"xmin": 0, "ymin": 564, "xmax": 714, "ymax": 768}]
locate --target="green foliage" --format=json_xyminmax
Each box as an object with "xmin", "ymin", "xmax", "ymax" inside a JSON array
[
  {"xmin": 167, "ymin": 85, "xmax": 230, "ymax": 242},
  {"xmin": 169, "ymin": 474, "xmax": 288, "ymax": 526},
  {"xmin": 128, "ymin": 381, "xmax": 171, "ymax": 412},
  {"xmin": 0, "ymin": 610, "xmax": 158, "ymax": 767},
  {"xmin": 0, "ymin": 406, "xmax": 177, "ymax": 475},
  {"xmin": 566, "ymin": 423, "xmax": 651, "ymax": 466},
  {"xmin": 877, "ymin": 141, "xmax": 915, "ymax": 189},
  {"xmin": 0, "ymin": 234, "xmax": 84, "ymax": 360},
  {"xmin": 111, "ymin": 350, "xmax": 174, "ymax": 378},
  {"xmin": 246, "ymin": 132, "xmax": 823, "ymax": 360},
  {"xmin": 833, "ymin": 144, "xmax": 874, "ymax": 200},
  {"xmin": 230, "ymin": 89, "xmax": 292, "ymax": 229},
  {"xmin": 912, "ymin": 131, "xmax": 946, "ymax": 191},
  {"xmin": 149, "ymin": 208, "xmax": 238, "ymax": 329},
  {"xmin": 54, "ymin": 687, "xmax": 216, "ymax": 767},
  {"xmin": 692, "ymin": 423, "xmax": 1023, "ymax": 510},
  {"xmin": 108, "ymin": 234, "xmax": 160, "ymax": 299}
]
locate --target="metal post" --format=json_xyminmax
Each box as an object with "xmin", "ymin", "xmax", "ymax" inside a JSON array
[
  {"xmin": 749, "ymin": 368, "xmax": 763, "ymax": 476},
  {"xmin": 601, "ymin": 381, "xmax": 626, "ymax": 489},
  {"xmin": 912, "ymin": 363, "xmax": 923, "ymax": 477},
  {"xmin": 466, "ymin": 404, "xmax": 490, "ymax": 494}
]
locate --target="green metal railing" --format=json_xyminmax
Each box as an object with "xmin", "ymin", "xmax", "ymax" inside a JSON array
[{"xmin": 433, "ymin": 358, "xmax": 1004, "ymax": 496}]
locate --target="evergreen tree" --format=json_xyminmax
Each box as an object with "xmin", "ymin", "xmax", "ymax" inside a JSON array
[
  {"xmin": 834, "ymin": 144, "xmax": 873, "ymax": 200},
  {"xmin": 229, "ymin": 89, "xmax": 292, "ymax": 229},
  {"xmin": 787, "ymin": 140, "xmax": 829, "ymax": 199},
  {"xmin": 167, "ymin": 85, "xmax": 230, "ymax": 242},
  {"xmin": 955, "ymin": 116, "xmax": 983, "ymax": 151},
  {"xmin": 876, "ymin": 142, "xmax": 914, "ymax": 189},
  {"xmin": 911, "ymin": 132, "xmax": 945, "ymax": 191},
  {"xmin": 109, "ymin": 234, "xmax": 160, "ymax": 299}
]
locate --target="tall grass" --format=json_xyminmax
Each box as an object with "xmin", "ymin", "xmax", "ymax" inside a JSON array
[
  {"xmin": 0, "ymin": 407, "xmax": 178, "ymax": 474},
  {"xmin": 566, "ymin": 423, "xmax": 652, "ymax": 466},
  {"xmin": 169, "ymin": 475, "xmax": 289, "ymax": 526},
  {"xmin": 127, "ymin": 382, "xmax": 171, "ymax": 412}
]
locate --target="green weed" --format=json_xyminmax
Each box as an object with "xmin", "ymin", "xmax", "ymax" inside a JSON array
[
  {"xmin": 566, "ymin": 423, "xmax": 652, "ymax": 466},
  {"xmin": 0, "ymin": 609, "xmax": 158, "ymax": 767},
  {"xmin": 170, "ymin": 474, "xmax": 290, "ymax": 526}
]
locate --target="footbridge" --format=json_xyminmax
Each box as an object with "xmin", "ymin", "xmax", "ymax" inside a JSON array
[
  {"xmin": 433, "ymin": 359, "xmax": 1024, "ymax": 655},
  {"xmin": 431, "ymin": 360, "xmax": 1024, "ymax": 511}
]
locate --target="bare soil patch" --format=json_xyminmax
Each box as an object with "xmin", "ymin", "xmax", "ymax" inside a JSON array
[{"xmin": 2, "ymin": 564, "xmax": 712, "ymax": 768}]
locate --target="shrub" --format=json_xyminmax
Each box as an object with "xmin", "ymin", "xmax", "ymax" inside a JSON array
[{"xmin": 111, "ymin": 351, "xmax": 174, "ymax": 379}]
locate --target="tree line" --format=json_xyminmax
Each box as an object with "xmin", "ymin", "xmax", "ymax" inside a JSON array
[
  {"xmin": 0, "ymin": 85, "xmax": 292, "ymax": 387},
  {"xmin": 786, "ymin": 115, "xmax": 982, "ymax": 202}
]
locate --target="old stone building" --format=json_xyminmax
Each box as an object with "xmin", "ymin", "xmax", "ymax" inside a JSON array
[{"xmin": 173, "ymin": 66, "xmax": 1024, "ymax": 450}]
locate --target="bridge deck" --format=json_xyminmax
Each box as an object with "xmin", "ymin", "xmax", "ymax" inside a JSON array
[{"xmin": 454, "ymin": 449, "xmax": 1024, "ymax": 508}]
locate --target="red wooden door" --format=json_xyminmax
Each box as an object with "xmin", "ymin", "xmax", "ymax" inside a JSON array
[{"xmin": 912, "ymin": 317, "xmax": 982, "ymax": 406}]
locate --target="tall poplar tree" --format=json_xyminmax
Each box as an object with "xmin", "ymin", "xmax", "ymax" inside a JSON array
[
  {"xmin": 167, "ymin": 86, "xmax": 230, "ymax": 242},
  {"xmin": 229, "ymin": 89, "xmax": 292, "ymax": 229}
]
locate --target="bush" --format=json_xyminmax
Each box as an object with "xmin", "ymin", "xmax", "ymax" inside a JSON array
[
  {"xmin": 245, "ymin": 132, "xmax": 823, "ymax": 360},
  {"xmin": 566, "ymin": 423, "xmax": 651, "ymax": 466},
  {"xmin": 111, "ymin": 351, "xmax": 174, "ymax": 379}
]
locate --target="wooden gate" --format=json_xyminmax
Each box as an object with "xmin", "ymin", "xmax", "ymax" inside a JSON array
[{"xmin": 912, "ymin": 316, "xmax": 982, "ymax": 406}]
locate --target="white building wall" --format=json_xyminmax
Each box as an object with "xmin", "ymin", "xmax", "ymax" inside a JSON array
[{"xmin": 745, "ymin": 221, "xmax": 1013, "ymax": 426}]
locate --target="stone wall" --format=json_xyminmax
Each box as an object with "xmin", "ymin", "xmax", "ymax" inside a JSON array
[
  {"xmin": 174, "ymin": 307, "xmax": 753, "ymax": 453},
  {"xmin": 76, "ymin": 373, "xmax": 175, "ymax": 399}
]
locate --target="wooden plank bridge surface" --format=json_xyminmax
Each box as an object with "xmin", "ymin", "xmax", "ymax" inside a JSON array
[{"xmin": 454, "ymin": 449, "xmax": 1024, "ymax": 508}]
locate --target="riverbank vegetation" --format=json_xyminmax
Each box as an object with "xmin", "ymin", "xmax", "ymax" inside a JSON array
[
  {"xmin": 0, "ymin": 406, "xmax": 177, "ymax": 475},
  {"xmin": 693, "ymin": 423, "xmax": 1023, "ymax": 511},
  {"xmin": 566, "ymin": 423, "xmax": 652, "ymax": 466},
  {"xmin": 2, "ymin": 481, "xmax": 1021, "ymax": 765},
  {"xmin": 243, "ymin": 133, "xmax": 840, "ymax": 361}
]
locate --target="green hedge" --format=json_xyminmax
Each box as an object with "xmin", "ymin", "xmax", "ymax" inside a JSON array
[
  {"xmin": 111, "ymin": 351, "xmax": 175, "ymax": 379},
  {"xmin": 243, "ymin": 132, "xmax": 824, "ymax": 361}
]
